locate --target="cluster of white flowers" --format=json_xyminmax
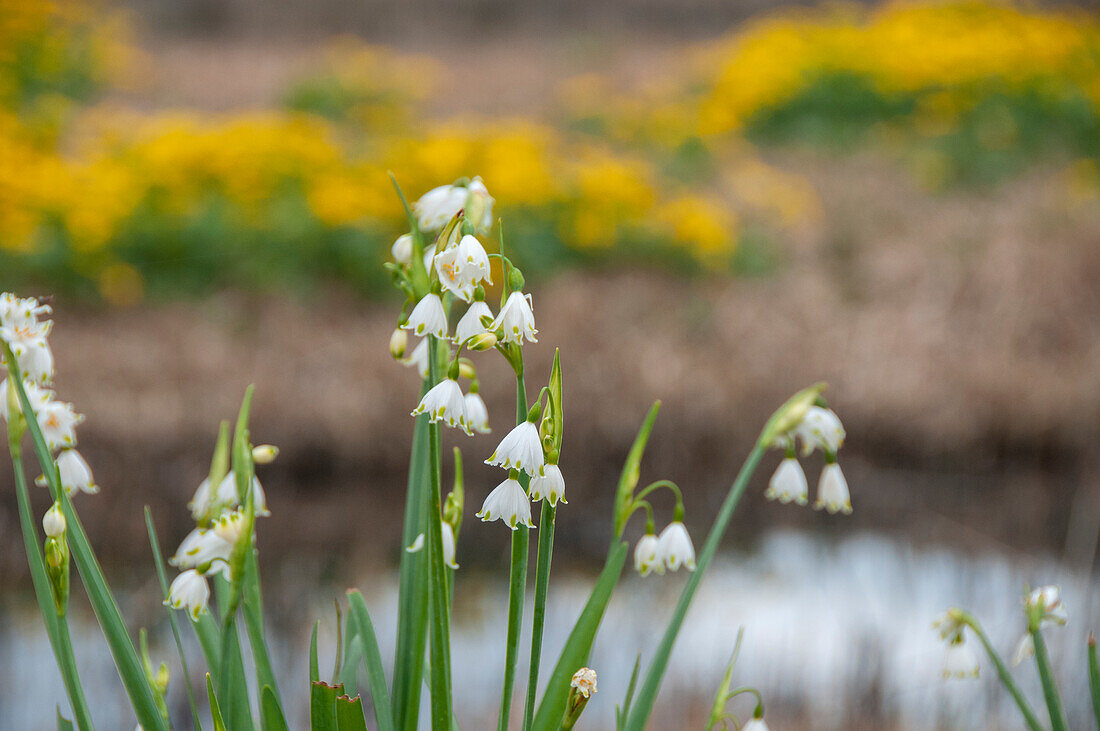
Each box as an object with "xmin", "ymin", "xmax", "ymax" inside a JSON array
[
  {"xmin": 391, "ymin": 178, "xmax": 567, "ymax": 545},
  {"xmin": 765, "ymin": 406, "xmax": 851, "ymax": 514},
  {"xmin": 0, "ymin": 293, "xmax": 97, "ymax": 500},
  {"xmin": 633, "ymin": 520, "xmax": 696, "ymax": 577},
  {"xmin": 165, "ymin": 462, "xmax": 273, "ymax": 619}
]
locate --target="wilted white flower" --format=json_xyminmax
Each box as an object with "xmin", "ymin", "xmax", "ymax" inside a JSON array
[
  {"xmin": 42, "ymin": 502, "xmax": 66, "ymax": 538},
  {"xmin": 214, "ymin": 471, "xmax": 271, "ymax": 517},
  {"xmin": 402, "ymin": 338, "xmax": 430, "ymax": 379},
  {"xmin": 414, "ymin": 184, "xmax": 469, "ymax": 233},
  {"xmin": 742, "ymin": 718, "xmax": 770, "ymax": 731},
  {"xmin": 392, "ymin": 234, "xmax": 413, "ymax": 266},
  {"xmin": 36, "ymin": 400, "xmax": 82, "ymax": 450},
  {"xmin": 814, "ymin": 463, "xmax": 852, "ymax": 515},
  {"xmin": 403, "ymin": 293, "xmax": 449, "ymax": 339},
  {"xmin": 794, "ymin": 406, "xmax": 845, "ymax": 456},
  {"xmin": 485, "ymin": 420, "xmax": 544, "ymax": 474},
  {"xmin": 54, "ymin": 449, "xmax": 98, "ymax": 495},
  {"xmin": 491, "ymin": 291, "xmax": 537, "ymax": 344},
  {"xmin": 765, "ymin": 457, "xmax": 808, "ymax": 505},
  {"xmin": 942, "ymin": 636, "xmax": 979, "ymax": 679},
  {"xmin": 529, "ymin": 463, "xmax": 566, "ymax": 506},
  {"xmin": 463, "ymin": 391, "xmax": 490, "ymax": 434},
  {"xmin": 477, "ymin": 477, "xmax": 533, "ymax": 529},
  {"xmin": 657, "ymin": 521, "xmax": 696, "ymax": 572},
  {"xmin": 570, "ymin": 668, "xmax": 597, "ymax": 698},
  {"xmin": 454, "ymin": 300, "xmax": 494, "ymax": 345},
  {"xmin": 412, "ymin": 378, "xmax": 472, "ymax": 434},
  {"xmin": 170, "ymin": 527, "xmax": 232, "ymax": 574},
  {"xmin": 1011, "ymin": 634, "xmax": 1035, "ymax": 667},
  {"xmin": 634, "ymin": 533, "xmax": 663, "ymax": 576},
  {"xmin": 166, "ymin": 569, "xmax": 210, "ymax": 621}
]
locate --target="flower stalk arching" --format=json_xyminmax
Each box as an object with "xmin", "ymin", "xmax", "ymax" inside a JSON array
[{"xmin": 953, "ymin": 610, "xmax": 1044, "ymax": 731}]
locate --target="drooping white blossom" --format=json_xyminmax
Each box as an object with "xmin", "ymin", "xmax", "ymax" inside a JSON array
[
  {"xmin": 170, "ymin": 527, "xmax": 233, "ymax": 574},
  {"xmin": 403, "ymin": 293, "xmax": 449, "ymax": 339},
  {"xmin": 764, "ymin": 457, "xmax": 808, "ymax": 505},
  {"xmin": 794, "ymin": 406, "xmax": 846, "ymax": 456},
  {"xmin": 634, "ymin": 534, "xmax": 663, "ymax": 576},
  {"xmin": 55, "ymin": 448, "xmax": 98, "ymax": 495},
  {"xmin": 454, "ymin": 300, "xmax": 494, "ymax": 345},
  {"xmin": 485, "ymin": 420, "xmax": 544, "ymax": 474},
  {"xmin": 942, "ymin": 636, "xmax": 980, "ymax": 679},
  {"xmin": 414, "ymin": 184, "xmax": 469, "ymax": 233},
  {"xmin": 463, "ymin": 178, "xmax": 495, "ymax": 234},
  {"xmin": 166, "ymin": 569, "xmax": 210, "ymax": 621},
  {"xmin": 0, "ymin": 294, "xmax": 54, "ymax": 385},
  {"xmin": 412, "ymin": 378, "xmax": 472, "ymax": 434},
  {"xmin": 214, "ymin": 471, "xmax": 271, "ymax": 517},
  {"xmin": 570, "ymin": 668, "xmax": 597, "ymax": 698},
  {"xmin": 35, "ymin": 399, "xmax": 82, "ymax": 451},
  {"xmin": 454, "ymin": 235, "xmax": 492, "ymax": 285},
  {"xmin": 491, "ymin": 291, "xmax": 537, "ymax": 344},
  {"xmin": 742, "ymin": 718, "xmax": 770, "ymax": 731},
  {"xmin": 529, "ymin": 463, "xmax": 566, "ymax": 506},
  {"xmin": 434, "ymin": 246, "xmax": 476, "ymax": 302},
  {"xmin": 463, "ymin": 391, "xmax": 491, "ymax": 434},
  {"xmin": 477, "ymin": 477, "xmax": 533, "ymax": 529},
  {"xmin": 657, "ymin": 521, "xmax": 696, "ymax": 572},
  {"xmin": 402, "ymin": 338, "xmax": 430, "ymax": 379},
  {"xmin": 814, "ymin": 463, "xmax": 852, "ymax": 514}
]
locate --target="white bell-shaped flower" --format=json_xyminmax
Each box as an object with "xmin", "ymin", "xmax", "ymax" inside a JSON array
[
  {"xmin": 764, "ymin": 457, "xmax": 807, "ymax": 505},
  {"xmin": 412, "ymin": 378, "xmax": 472, "ymax": 434},
  {"xmin": 634, "ymin": 533, "xmax": 663, "ymax": 576},
  {"xmin": 414, "ymin": 184, "xmax": 469, "ymax": 233},
  {"xmin": 392, "ymin": 234, "xmax": 413, "ymax": 266},
  {"xmin": 529, "ymin": 463, "xmax": 566, "ymax": 506},
  {"xmin": 485, "ymin": 420, "xmax": 544, "ymax": 474},
  {"xmin": 455, "ymin": 235, "xmax": 492, "ymax": 284},
  {"xmin": 477, "ymin": 477, "xmax": 533, "ymax": 529},
  {"xmin": 214, "ymin": 471, "xmax": 271, "ymax": 517},
  {"xmin": 657, "ymin": 521, "xmax": 696, "ymax": 572},
  {"xmin": 814, "ymin": 463, "xmax": 852, "ymax": 515},
  {"xmin": 491, "ymin": 291, "xmax": 537, "ymax": 344},
  {"xmin": 454, "ymin": 300, "xmax": 494, "ymax": 345},
  {"xmin": 55, "ymin": 448, "xmax": 98, "ymax": 495},
  {"xmin": 794, "ymin": 406, "xmax": 845, "ymax": 456},
  {"xmin": 166, "ymin": 569, "xmax": 210, "ymax": 621},
  {"xmin": 35, "ymin": 399, "xmax": 82, "ymax": 450},
  {"xmin": 942, "ymin": 636, "xmax": 979, "ymax": 679},
  {"xmin": 19, "ymin": 340, "xmax": 54, "ymax": 385},
  {"xmin": 403, "ymin": 293, "xmax": 449, "ymax": 339},
  {"xmin": 170, "ymin": 527, "xmax": 233, "ymax": 574},
  {"xmin": 0, "ymin": 378, "xmax": 52, "ymax": 422},
  {"xmin": 463, "ymin": 391, "xmax": 490, "ymax": 434},
  {"xmin": 213, "ymin": 509, "xmax": 247, "ymax": 546},
  {"xmin": 434, "ymin": 246, "xmax": 476, "ymax": 302},
  {"xmin": 402, "ymin": 338, "xmax": 430, "ymax": 379},
  {"xmin": 463, "ymin": 178, "xmax": 495, "ymax": 234},
  {"xmin": 1025, "ymin": 585, "xmax": 1068, "ymax": 625},
  {"xmin": 742, "ymin": 719, "xmax": 770, "ymax": 731}
]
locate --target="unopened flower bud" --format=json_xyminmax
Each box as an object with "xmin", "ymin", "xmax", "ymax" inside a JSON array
[
  {"xmin": 45, "ymin": 537, "xmax": 65, "ymax": 569},
  {"xmin": 43, "ymin": 502, "xmax": 66, "ymax": 538},
  {"xmin": 252, "ymin": 445, "xmax": 279, "ymax": 464},
  {"xmin": 390, "ymin": 328, "xmax": 408, "ymax": 359},
  {"xmin": 458, "ymin": 360, "xmax": 477, "ymax": 380},
  {"xmin": 155, "ymin": 663, "xmax": 170, "ymax": 693},
  {"xmin": 507, "ymin": 268, "xmax": 525, "ymax": 293},
  {"xmin": 468, "ymin": 332, "xmax": 497, "ymax": 351}
]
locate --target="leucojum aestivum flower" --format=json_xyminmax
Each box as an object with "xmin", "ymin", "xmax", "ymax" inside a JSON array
[{"xmin": 4, "ymin": 174, "xmax": 881, "ymax": 731}]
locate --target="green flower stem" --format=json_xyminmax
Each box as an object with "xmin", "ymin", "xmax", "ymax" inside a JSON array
[
  {"xmin": 242, "ymin": 550, "xmax": 283, "ymax": 717},
  {"xmin": 393, "ymin": 384, "xmax": 431, "ymax": 731},
  {"xmin": 426, "ymin": 334, "xmax": 455, "ymax": 730},
  {"xmin": 1088, "ymin": 635, "xmax": 1100, "ymax": 725},
  {"xmin": 4, "ymin": 349, "xmax": 167, "ymax": 731},
  {"xmin": 1030, "ymin": 624, "xmax": 1068, "ymax": 731},
  {"xmin": 962, "ymin": 615, "xmax": 1043, "ymax": 731},
  {"xmin": 9, "ymin": 438, "xmax": 94, "ymax": 731},
  {"xmin": 497, "ymin": 370, "xmax": 529, "ymax": 731},
  {"xmin": 144, "ymin": 507, "xmax": 203, "ymax": 731},
  {"xmin": 624, "ymin": 440, "xmax": 767, "ymax": 731},
  {"xmin": 521, "ymin": 500, "xmax": 556, "ymax": 731}
]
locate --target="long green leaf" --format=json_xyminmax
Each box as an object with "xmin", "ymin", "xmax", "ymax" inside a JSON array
[
  {"xmin": 261, "ymin": 686, "xmax": 290, "ymax": 731},
  {"xmin": 612, "ymin": 402, "xmax": 661, "ymax": 540},
  {"xmin": 346, "ymin": 590, "xmax": 395, "ymax": 731},
  {"xmin": 615, "ymin": 655, "xmax": 641, "ymax": 731},
  {"xmin": 623, "ymin": 442, "xmax": 768, "ymax": 731},
  {"xmin": 335, "ymin": 696, "xmax": 369, "ymax": 731},
  {"xmin": 218, "ymin": 618, "xmax": 253, "ymax": 731},
  {"xmin": 192, "ymin": 612, "xmax": 223, "ymax": 684},
  {"xmin": 311, "ymin": 682, "xmax": 341, "ymax": 731},
  {"xmin": 393, "ymin": 386, "xmax": 431, "ymax": 731},
  {"xmin": 530, "ymin": 541, "xmax": 629, "ymax": 731},
  {"xmin": 1088, "ymin": 634, "xmax": 1100, "ymax": 726},
  {"xmin": 56, "ymin": 708, "xmax": 74, "ymax": 731},
  {"xmin": 310, "ymin": 621, "xmax": 321, "ymax": 683},
  {"xmin": 145, "ymin": 507, "xmax": 203, "ymax": 730},
  {"xmin": 340, "ymin": 636, "xmax": 364, "ymax": 699},
  {"xmin": 206, "ymin": 674, "xmax": 227, "ymax": 731},
  {"xmin": 497, "ymin": 372, "xmax": 529, "ymax": 731},
  {"xmin": 243, "ymin": 551, "xmax": 284, "ymax": 721},
  {"xmin": 5, "ymin": 352, "xmax": 166, "ymax": 730},
  {"xmin": 8, "ymin": 436, "xmax": 93, "ymax": 731}
]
